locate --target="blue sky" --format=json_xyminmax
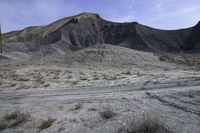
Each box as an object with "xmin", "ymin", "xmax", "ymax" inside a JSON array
[{"xmin": 0, "ymin": 0, "xmax": 200, "ymax": 32}]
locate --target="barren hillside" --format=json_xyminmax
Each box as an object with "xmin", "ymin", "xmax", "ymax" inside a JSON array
[{"xmin": 1, "ymin": 12, "xmax": 199, "ymax": 61}]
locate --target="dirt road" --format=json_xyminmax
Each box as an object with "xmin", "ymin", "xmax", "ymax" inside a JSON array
[{"xmin": 1, "ymin": 76, "xmax": 200, "ymax": 133}]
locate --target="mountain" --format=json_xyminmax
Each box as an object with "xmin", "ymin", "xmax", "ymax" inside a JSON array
[
  {"xmin": 2, "ymin": 12, "xmax": 199, "ymax": 58},
  {"xmin": 184, "ymin": 22, "xmax": 200, "ymax": 50}
]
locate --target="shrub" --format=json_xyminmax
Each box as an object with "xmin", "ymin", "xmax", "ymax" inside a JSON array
[
  {"xmin": 67, "ymin": 75, "xmax": 72, "ymax": 79},
  {"xmin": 72, "ymin": 101, "xmax": 82, "ymax": 110},
  {"xmin": 5, "ymin": 111, "xmax": 29, "ymax": 127},
  {"xmin": 183, "ymin": 58, "xmax": 200, "ymax": 66},
  {"xmin": 100, "ymin": 109, "xmax": 116, "ymax": 119},
  {"xmin": 70, "ymin": 80, "xmax": 79, "ymax": 85},
  {"xmin": 39, "ymin": 117, "xmax": 56, "ymax": 130},
  {"xmin": 17, "ymin": 77, "xmax": 29, "ymax": 81},
  {"xmin": 0, "ymin": 111, "xmax": 30, "ymax": 131},
  {"xmin": 43, "ymin": 84, "xmax": 50, "ymax": 88},
  {"xmin": 103, "ymin": 74, "xmax": 117, "ymax": 80},
  {"xmin": 122, "ymin": 71, "xmax": 131, "ymax": 75},
  {"xmin": 159, "ymin": 55, "xmax": 170, "ymax": 61},
  {"xmin": 27, "ymin": 120, "xmax": 41, "ymax": 129},
  {"xmin": 93, "ymin": 77, "xmax": 99, "ymax": 80},
  {"xmin": 119, "ymin": 116, "xmax": 172, "ymax": 133},
  {"xmin": 80, "ymin": 77, "xmax": 87, "ymax": 81},
  {"xmin": 0, "ymin": 120, "xmax": 7, "ymax": 130}
]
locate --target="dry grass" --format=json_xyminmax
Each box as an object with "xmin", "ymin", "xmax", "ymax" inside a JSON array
[
  {"xmin": 0, "ymin": 111, "xmax": 30, "ymax": 131},
  {"xmin": 182, "ymin": 58, "xmax": 200, "ymax": 66},
  {"xmin": 93, "ymin": 77, "xmax": 99, "ymax": 80},
  {"xmin": 1, "ymin": 82, "xmax": 16, "ymax": 88},
  {"xmin": 43, "ymin": 84, "xmax": 50, "ymax": 88},
  {"xmin": 159, "ymin": 55, "xmax": 171, "ymax": 61},
  {"xmin": 71, "ymin": 101, "xmax": 82, "ymax": 110},
  {"xmin": 15, "ymin": 85, "xmax": 30, "ymax": 90},
  {"xmin": 39, "ymin": 117, "xmax": 56, "ymax": 130},
  {"xmin": 15, "ymin": 77, "xmax": 29, "ymax": 81},
  {"xmin": 79, "ymin": 76, "xmax": 88, "ymax": 81},
  {"xmin": 67, "ymin": 75, "xmax": 72, "ymax": 79},
  {"xmin": 122, "ymin": 70, "xmax": 131, "ymax": 75},
  {"xmin": 119, "ymin": 116, "xmax": 172, "ymax": 133},
  {"xmin": 68, "ymin": 80, "xmax": 79, "ymax": 85},
  {"xmin": 103, "ymin": 74, "xmax": 117, "ymax": 80},
  {"xmin": 27, "ymin": 120, "xmax": 41, "ymax": 129},
  {"xmin": 0, "ymin": 121, "xmax": 7, "ymax": 131}
]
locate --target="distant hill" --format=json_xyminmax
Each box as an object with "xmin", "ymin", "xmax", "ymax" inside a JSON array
[{"xmin": 2, "ymin": 12, "xmax": 200, "ymax": 58}]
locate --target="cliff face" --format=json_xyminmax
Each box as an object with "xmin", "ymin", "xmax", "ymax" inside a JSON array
[
  {"xmin": 3, "ymin": 13, "xmax": 104, "ymax": 55},
  {"xmin": 100, "ymin": 21, "xmax": 192, "ymax": 52},
  {"xmin": 2, "ymin": 12, "xmax": 199, "ymax": 57},
  {"xmin": 184, "ymin": 22, "xmax": 200, "ymax": 51}
]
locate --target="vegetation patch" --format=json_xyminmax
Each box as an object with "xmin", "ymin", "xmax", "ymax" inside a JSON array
[
  {"xmin": 27, "ymin": 120, "xmax": 41, "ymax": 129},
  {"xmin": 43, "ymin": 84, "xmax": 50, "ymax": 88},
  {"xmin": 0, "ymin": 111, "xmax": 30, "ymax": 131},
  {"xmin": 66, "ymin": 80, "xmax": 79, "ymax": 85},
  {"xmin": 80, "ymin": 77, "xmax": 88, "ymax": 81},
  {"xmin": 182, "ymin": 58, "xmax": 200, "ymax": 66},
  {"xmin": 122, "ymin": 70, "xmax": 131, "ymax": 75},
  {"xmin": 103, "ymin": 74, "xmax": 117, "ymax": 80},
  {"xmin": 16, "ymin": 77, "xmax": 30, "ymax": 81},
  {"xmin": 159, "ymin": 55, "xmax": 171, "ymax": 61},
  {"xmin": 100, "ymin": 109, "xmax": 116, "ymax": 119},
  {"xmin": 71, "ymin": 101, "xmax": 82, "ymax": 110},
  {"xmin": 39, "ymin": 117, "xmax": 56, "ymax": 130},
  {"xmin": 119, "ymin": 116, "xmax": 172, "ymax": 133}
]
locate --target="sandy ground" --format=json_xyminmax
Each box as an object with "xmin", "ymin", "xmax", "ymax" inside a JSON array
[{"xmin": 0, "ymin": 45, "xmax": 200, "ymax": 133}]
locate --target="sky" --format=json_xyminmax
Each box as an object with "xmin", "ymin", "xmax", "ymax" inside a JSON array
[{"xmin": 0, "ymin": 0, "xmax": 200, "ymax": 32}]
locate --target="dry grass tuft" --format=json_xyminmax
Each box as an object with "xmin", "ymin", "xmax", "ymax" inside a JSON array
[
  {"xmin": 159, "ymin": 55, "xmax": 170, "ymax": 61},
  {"xmin": 39, "ymin": 117, "xmax": 56, "ymax": 130},
  {"xmin": 0, "ymin": 111, "xmax": 30, "ymax": 131},
  {"xmin": 71, "ymin": 101, "xmax": 82, "ymax": 110},
  {"xmin": 119, "ymin": 116, "xmax": 172, "ymax": 133}
]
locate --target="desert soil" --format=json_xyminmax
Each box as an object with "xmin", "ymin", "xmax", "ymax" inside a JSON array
[{"xmin": 0, "ymin": 45, "xmax": 200, "ymax": 133}]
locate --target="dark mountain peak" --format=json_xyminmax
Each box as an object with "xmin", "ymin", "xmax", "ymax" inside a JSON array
[
  {"xmin": 183, "ymin": 20, "xmax": 200, "ymax": 50},
  {"xmin": 196, "ymin": 21, "xmax": 200, "ymax": 29},
  {"xmin": 2, "ymin": 12, "xmax": 200, "ymax": 56},
  {"xmin": 77, "ymin": 12, "xmax": 100, "ymax": 17},
  {"xmin": 74, "ymin": 12, "xmax": 101, "ymax": 20},
  {"xmin": 193, "ymin": 21, "xmax": 200, "ymax": 28}
]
